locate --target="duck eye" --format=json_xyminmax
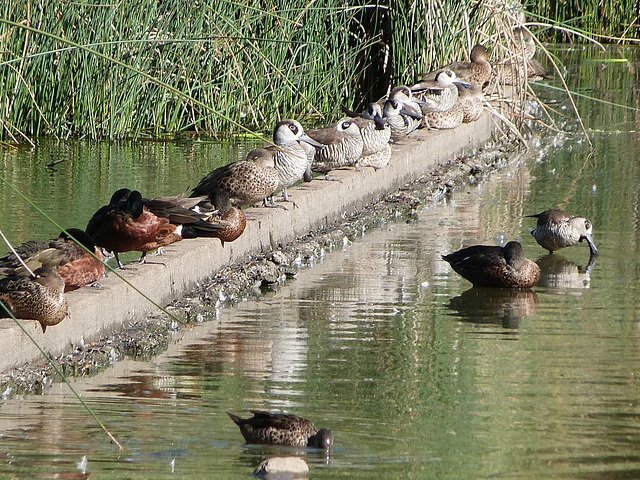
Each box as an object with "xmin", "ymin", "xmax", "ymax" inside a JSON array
[
  {"xmin": 342, "ymin": 121, "xmax": 351, "ymax": 129},
  {"xmin": 288, "ymin": 124, "xmax": 298, "ymax": 134}
]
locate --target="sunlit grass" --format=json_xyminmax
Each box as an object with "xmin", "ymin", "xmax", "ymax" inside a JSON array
[{"xmin": 0, "ymin": 0, "xmax": 555, "ymax": 141}]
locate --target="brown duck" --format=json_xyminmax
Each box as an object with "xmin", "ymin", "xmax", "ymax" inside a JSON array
[
  {"xmin": 0, "ymin": 228, "xmax": 105, "ymax": 292},
  {"xmin": 227, "ymin": 410, "xmax": 333, "ymax": 449},
  {"xmin": 86, "ymin": 189, "xmax": 239, "ymax": 268},
  {"xmin": 189, "ymin": 148, "xmax": 279, "ymax": 207},
  {"xmin": 442, "ymin": 241, "xmax": 540, "ymax": 288},
  {"xmin": 0, "ymin": 267, "xmax": 68, "ymax": 333}
]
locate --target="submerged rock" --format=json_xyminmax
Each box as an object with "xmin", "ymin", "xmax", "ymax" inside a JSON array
[{"xmin": 253, "ymin": 456, "xmax": 309, "ymax": 479}]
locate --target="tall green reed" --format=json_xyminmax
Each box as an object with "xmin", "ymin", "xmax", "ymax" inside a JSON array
[
  {"xmin": 0, "ymin": 0, "xmax": 544, "ymax": 140},
  {"xmin": 525, "ymin": 0, "xmax": 640, "ymax": 42}
]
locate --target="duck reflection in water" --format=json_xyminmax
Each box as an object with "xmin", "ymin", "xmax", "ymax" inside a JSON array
[
  {"xmin": 447, "ymin": 288, "xmax": 539, "ymax": 329},
  {"xmin": 536, "ymin": 253, "xmax": 597, "ymax": 290}
]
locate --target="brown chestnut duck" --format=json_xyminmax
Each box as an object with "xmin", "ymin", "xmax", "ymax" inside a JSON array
[{"xmin": 0, "ymin": 228, "xmax": 105, "ymax": 292}]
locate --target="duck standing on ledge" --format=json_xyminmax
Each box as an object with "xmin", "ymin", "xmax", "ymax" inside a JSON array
[
  {"xmin": 0, "ymin": 228, "xmax": 105, "ymax": 292},
  {"xmin": 0, "ymin": 267, "xmax": 68, "ymax": 333}
]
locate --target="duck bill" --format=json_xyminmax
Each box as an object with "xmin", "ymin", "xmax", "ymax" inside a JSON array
[
  {"xmin": 400, "ymin": 106, "xmax": 423, "ymax": 120},
  {"xmin": 454, "ymin": 78, "xmax": 473, "ymax": 88},
  {"xmin": 373, "ymin": 114, "xmax": 387, "ymax": 130},
  {"xmin": 582, "ymin": 234, "xmax": 598, "ymax": 255},
  {"xmin": 299, "ymin": 134, "xmax": 324, "ymax": 149}
]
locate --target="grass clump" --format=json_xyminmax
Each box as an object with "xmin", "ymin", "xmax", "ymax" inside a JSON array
[{"xmin": 0, "ymin": 0, "xmax": 574, "ymax": 141}]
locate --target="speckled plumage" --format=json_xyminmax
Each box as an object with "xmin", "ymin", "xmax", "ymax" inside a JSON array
[
  {"xmin": 227, "ymin": 410, "xmax": 333, "ymax": 449},
  {"xmin": 190, "ymin": 148, "xmax": 279, "ymax": 207},
  {"xmin": 0, "ymin": 229, "xmax": 105, "ymax": 292},
  {"xmin": 355, "ymin": 103, "xmax": 392, "ymax": 169},
  {"xmin": 424, "ymin": 102, "xmax": 465, "ymax": 129},
  {"xmin": 527, "ymin": 209, "xmax": 598, "ymax": 255},
  {"xmin": 383, "ymin": 99, "xmax": 422, "ymax": 141},
  {"xmin": 420, "ymin": 45, "xmax": 492, "ymax": 87},
  {"xmin": 0, "ymin": 267, "xmax": 68, "ymax": 333},
  {"xmin": 442, "ymin": 241, "xmax": 540, "ymax": 288},
  {"xmin": 456, "ymin": 83, "xmax": 484, "ymax": 123},
  {"xmin": 309, "ymin": 118, "xmax": 364, "ymax": 172},
  {"xmin": 412, "ymin": 70, "xmax": 470, "ymax": 114}
]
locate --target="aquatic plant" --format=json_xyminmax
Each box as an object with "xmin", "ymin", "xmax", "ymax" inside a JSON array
[
  {"xmin": 527, "ymin": 0, "xmax": 640, "ymax": 41},
  {"xmin": 1, "ymin": 0, "xmax": 543, "ymax": 141}
]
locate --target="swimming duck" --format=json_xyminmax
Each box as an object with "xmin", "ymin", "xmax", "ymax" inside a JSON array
[
  {"xmin": 0, "ymin": 267, "xmax": 68, "ymax": 333},
  {"xmin": 526, "ymin": 209, "xmax": 598, "ymax": 255},
  {"xmin": 442, "ymin": 241, "xmax": 540, "ymax": 288},
  {"xmin": 269, "ymin": 120, "xmax": 323, "ymax": 204},
  {"xmin": 420, "ymin": 44, "xmax": 492, "ymax": 87},
  {"xmin": 227, "ymin": 410, "xmax": 333, "ymax": 449},
  {"xmin": 0, "ymin": 228, "xmax": 105, "ymax": 292},
  {"xmin": 308, "ymin": 118, "xmax": 364, "ymax": 173},
  {"xmin": 189, "ymin": 148, "xmax": 279, "ymax": 208}
]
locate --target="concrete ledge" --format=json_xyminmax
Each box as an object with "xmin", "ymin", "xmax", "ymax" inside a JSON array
[{"xmin": 0, "ymin": 113, "xmax": 497, "ymax": 373}]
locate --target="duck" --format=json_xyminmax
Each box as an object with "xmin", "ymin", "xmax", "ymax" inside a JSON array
[
  {"xmin": 189, "ymin": 148, "xmax": 279, "ymax": 208},
  {"xmin": 227, "ymin": 410, "xmax": 333, "ymax": 449},
  {"xmin": 382, "ymin": 98, "xmax": 423, "ymax": 141},
  {"xmin": 0, "ymin": 267, "xmax": 68, "ymax": 333},
  {"xmin": 308, "ymin": 118, "xmax": 364, "ymax": 174},
  {"xmin": 411, "ymin": 70, "xmax": 471, "ymax": 114},
  {"xmin": 268, "ymin": 119, "xmax": 323, "ymax": 205},
  {"xmin": 420, "ymin": 44, "xmax": 492, "ymax": 87},
  {"xmin": 493, "ymin": 28, "xmax": 549, "ymax": 86},
  {"xmin": 0, "ymin": 228, "xmax": 105, "ymax": 292},
  {"xmin": 86, "ymin": 189, "xmax": 184, "ymax": 268},
  {"xmin": 355, "ymin": 103, "xmax": 392, "ymax": 169},
  {"xmin": 442, "ymin": 240, "xmax": 540, "ymax": 288},
  {"xmin": 456, "ymin": 83, "xmax": 484, "ymax": 123},
  {"xmin": 86, "ymin": 189, "xmax": 235, "ymax": 268},
  {"xmin": 526, "ymin": 209, "xmax": 598, "ymax": 255}
]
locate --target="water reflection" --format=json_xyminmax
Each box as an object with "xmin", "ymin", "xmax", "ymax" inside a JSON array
[
  {"xmin": 446, "ymin": 287, "xmax": 539, "ymax": 329},
  {"xmin": 536, "ymin": 253, "xmax": 597, "ymax": 290},
  {"xmin": 2, "ymin": 45, "xmax": 640, "ymax": 479}
]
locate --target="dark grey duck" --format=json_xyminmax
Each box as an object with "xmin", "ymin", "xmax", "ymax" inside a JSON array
[
  {"xmin": 442, "ymin": 241, "xmax": 540, "ymax": 288},
  {"xmin": 227, "ymin": 410, "xmax": 333, "ymax": 449}
]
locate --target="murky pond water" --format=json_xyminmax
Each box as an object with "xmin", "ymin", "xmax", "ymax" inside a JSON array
[{"xmin": 1, "ymin": 45, "xmax": 640, "ymax": 478}]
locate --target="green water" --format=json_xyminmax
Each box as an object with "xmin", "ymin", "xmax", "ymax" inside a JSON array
[{"xmin": 1, "ymin": 45, "xmax": 640, "ymax": 478}]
